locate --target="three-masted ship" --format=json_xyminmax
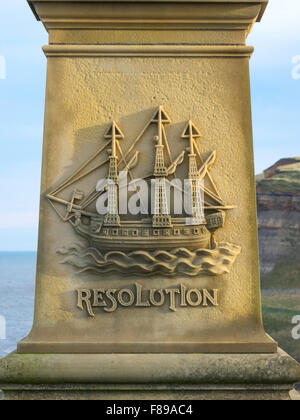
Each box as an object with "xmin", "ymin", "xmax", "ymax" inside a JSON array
[{"xmin": 47, "ymin": 106, "xmax": 235, "ymax": 251}]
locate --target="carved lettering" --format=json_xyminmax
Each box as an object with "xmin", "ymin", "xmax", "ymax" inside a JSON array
[
  {"xmin": 76, "ymin": 284, "xmax": 220, "ymax": 318},
  {"xmin": 93, "ymin": 289, "xmax": 107, "ymax": 307},
  {"xmin": 149, "ymin": 289, "xmax": 165, "ymax": 306},
  {"xmin": 180, "ymin": 284, "xmax": 187, "ymax": 307},
  {"xmin": 77, "ymin": 289, "xmax": 95, "ymax": 318},
  {"xmin": 203, "ymin": 289, "xmax": 219, "ymax": 307},
  {"xmin": 165, "ymin": 289, "xmax": 180, "ymax": 312},
  {"xmin": 103, "ymin": 289, "xmax": 118, "ymax": 313},
  {"xmin": 135, "ymin": 283, "xmax": 151, "ymax": 307},
  {"xmin": 118, "ymin": 289, "xmax": 135, "ymax": 307},
  {"xmin": 186, "ymin": 289, "xmax": 202, "ymax": 307}
]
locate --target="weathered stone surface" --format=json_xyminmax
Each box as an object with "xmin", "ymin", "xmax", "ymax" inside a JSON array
[
  {"xmin": 1, "ymin": 349, "xmax": 300, "ymax": 400},
  {"xmin": 1, "ymin": 349, "xmax": 300, "ymax": 385},
  {"xmin": 16, "ymin": 0, "xmax": 276, "ymax": 355},
  {"xmin": 0, "ymin": 384, "xmax": 295, "ymax": 400}
]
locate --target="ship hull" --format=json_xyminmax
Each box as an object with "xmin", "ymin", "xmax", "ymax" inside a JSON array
[{"xmin": 74, "ymin": 221, "xmax": 212, "ymax": 251}]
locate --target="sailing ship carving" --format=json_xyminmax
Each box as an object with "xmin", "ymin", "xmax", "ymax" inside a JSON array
[{"xmin": 49, "ymin": 106, "xmax": 241, "ymax": 276}]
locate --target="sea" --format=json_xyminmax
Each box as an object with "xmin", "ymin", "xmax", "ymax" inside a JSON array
[{"xmin": 0, "ymin": 252, "xmax": 36, "ymax": 359}]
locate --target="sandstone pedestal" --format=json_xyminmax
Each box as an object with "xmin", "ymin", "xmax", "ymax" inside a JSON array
[
  {"xmin": 1, "ymin": 0, "xmax": 299, "ymax": 400},
  {"xmin": 1, "ymin": 350, "xmax": 300, "ymax": 400}
]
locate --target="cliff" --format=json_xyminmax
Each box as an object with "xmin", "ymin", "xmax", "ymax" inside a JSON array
[
  {"xmin": 257, "ymin": 158, "xmax": 300, "ymax": 364},
  {"xmin": 257, "ymin": 158, "xmax": 300, "ymax": 280}
]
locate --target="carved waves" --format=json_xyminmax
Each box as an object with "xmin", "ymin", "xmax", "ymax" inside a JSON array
[{"xmin": 57, "ymin": 242, "xmax": 241, "ymax": 277}]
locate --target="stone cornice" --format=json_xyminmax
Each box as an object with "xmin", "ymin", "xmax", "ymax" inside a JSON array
[
  {"xmin": 28, "ymin": 1, "xmax": 268, "ymax": 31},
  {"xmin": 43, "ymin": 44, "xmax": 254, "ymax": 57}
]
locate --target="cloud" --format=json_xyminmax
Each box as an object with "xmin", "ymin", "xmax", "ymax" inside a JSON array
[{"xmin": 0, "ymin": 56, "xmax": 6, "ymax": 80}]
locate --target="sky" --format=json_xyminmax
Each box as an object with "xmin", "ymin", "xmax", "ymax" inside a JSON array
[{"xmin": 0, "ymin": 0, "xmax": 299, "ymax": 251}]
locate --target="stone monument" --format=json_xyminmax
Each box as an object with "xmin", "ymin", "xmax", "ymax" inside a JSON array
[{"xmin": 0, "ymin": 0, "xmax": 299, "ymax": 400}]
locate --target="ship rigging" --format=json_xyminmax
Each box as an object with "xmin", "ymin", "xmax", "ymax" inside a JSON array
[{"xmin": 47, "ymin": 106, "xmax": 236, "ymax": 251}]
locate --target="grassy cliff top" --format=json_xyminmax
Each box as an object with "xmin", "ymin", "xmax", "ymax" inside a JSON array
[
  {"xmin": 257, "ymin": 158, "xmax": 300, "ymax": 194},
  {"xmin": 261, "ymin": 247, "xmax": 300, "ymax": 290}
]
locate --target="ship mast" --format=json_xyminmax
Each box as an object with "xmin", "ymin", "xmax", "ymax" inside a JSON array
[
  {"xmin": 152, "ymin": 106, "xmax": 172, "ymax": 228},
  {"xmin": 104, "ymin": 122, "xmax": 124, "ymax": 227},
  {"xmin": 182, "ymin": 120, "xmax": 205, "ymax": 225}
]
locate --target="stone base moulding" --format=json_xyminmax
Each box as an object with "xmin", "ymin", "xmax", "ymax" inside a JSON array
[
  {"xmin": 0, "ymin": 384, "xmax": 297, "ymax": 401},
  {"xmin": 0, "ymin": 349, "xmax": 300, "ymax": 400},
  {"xmin": 17, "ymin": 340, "xmax": 278, "ymax": 354}
]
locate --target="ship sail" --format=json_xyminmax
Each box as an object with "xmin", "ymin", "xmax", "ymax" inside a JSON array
[
  {"xmin": 167, "ymin": 151, "xmax": 185, "ymax": 176},
  {"xmin": 182, "ymin": 120, "xmax": 205, "ymax": 225},
  {"xmin": 151, "ymin": 106, "xmax": 173, "ymax": 228},
  {"xmin": 103, "ymin": 122, "xmax": 124, "ymax": 226}
]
